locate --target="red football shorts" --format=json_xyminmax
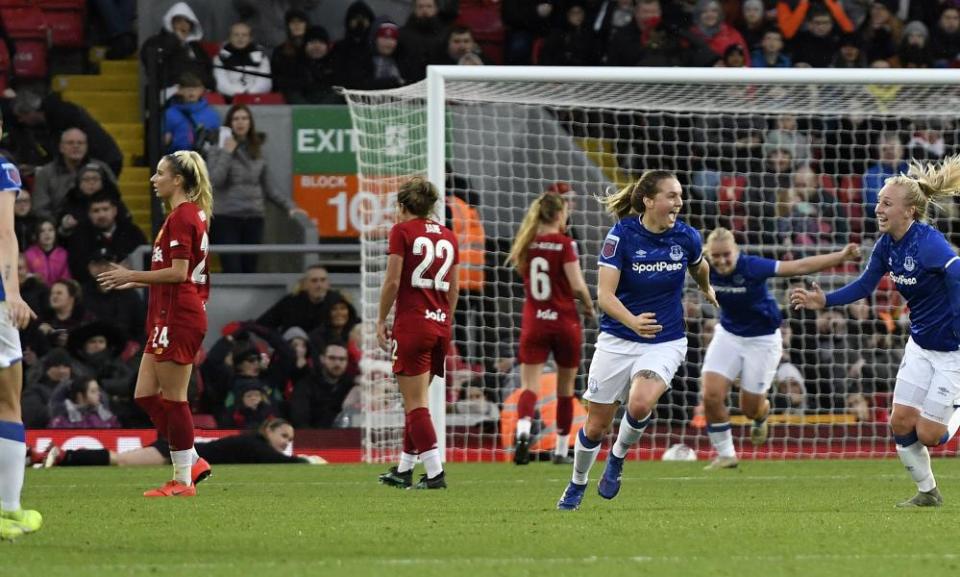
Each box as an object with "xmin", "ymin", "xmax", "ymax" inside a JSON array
[
  {"xmin": 517, "ymin": 319, "xmax": 582, "ymax": 368},
  {"xmin": 393, "ymin": 331, "xmax": 449, "ymax": 378},
  {"xmin": 145, "ymin": 322, "xmax": 204, "ymax": 365}
]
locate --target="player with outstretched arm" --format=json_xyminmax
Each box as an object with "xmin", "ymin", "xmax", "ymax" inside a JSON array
[
  {"xmin": 98, "ymin": 150, "xmax": 213, "ymax": 497},
  {"xmin": 376, "ymin": 177, "xmax": 459, "ymax": 490},
  {"xmin": 508, "ymin": 191, "xmax": 595, "ymax": 465},
  {"xmin": 557, "ymin": 170, "xmax": 717, "ymax": 510},
  {"xmin": 701, "ymin": 227, "xmax": 860, "ymax": 469},
  {"xmin": 791, "ymin": 156, "xmax": 960, "ymax": 507}
]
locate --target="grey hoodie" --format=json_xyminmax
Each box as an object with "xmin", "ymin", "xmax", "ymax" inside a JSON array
[{"xmin": 205, "ymin": 141, "xmax": 295, "ymax": 218}]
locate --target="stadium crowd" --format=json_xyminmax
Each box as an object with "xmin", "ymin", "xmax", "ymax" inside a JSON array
[{"xmin": 3, "ymin": 0, "xmax": 960, "ymax": 432}]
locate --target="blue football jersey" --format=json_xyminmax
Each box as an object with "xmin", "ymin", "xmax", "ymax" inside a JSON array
[
  {"xmin": 711, "ymin": 254, "xmax": 781, "ymax": 337},
  {"xmin": 0, "ymin": 156, "xmax": 22, "ymax": 303},
  {"xmin": 598, "ymin": 216, "xmax": 702, "ymax": 343}
]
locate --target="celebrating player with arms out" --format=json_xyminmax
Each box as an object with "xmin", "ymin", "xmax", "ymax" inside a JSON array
[
  {"xmin": 377, "ymin": 177, "xmax": 459, "ymax": 490},
  {"xmin": 792, "ymin": 156, "xmax": 960, "ymax": 507},
  {"xmin": 557, "ymin": 170, "xmax": 717, "ymax": 510},
  {"xmin": 508, "ymin": 190, "xmax": 594, "ymax": 465},
  {"xmin": 98, "ymin": 150, "xmax": 213, "ymax": 497},
  {"xmin": 701, "ymin": 227, "xmax": 860, "ymax": 469},
  {"xmin": 0, "ymin": 112, "xmax": 42, "ymax": 539}
]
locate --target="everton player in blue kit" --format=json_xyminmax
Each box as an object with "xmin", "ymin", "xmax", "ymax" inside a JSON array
[
  {"xmin": 701, "ymin": 227, "xmax": 860, "ymax": 470},
  {"xmin": 0, "ymin": 113, "xmax": 43, "ymax": 539},
  {"xmin": 792, "ymin": 156, "xmax": 960, "ymax": 507},
  {"xmin": 557, "ymin": 170, "xmax": 718, "ymax": 511}
]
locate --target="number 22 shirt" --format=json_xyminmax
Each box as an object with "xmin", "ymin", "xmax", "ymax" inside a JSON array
[{"xmin": 389, "ymin": 218, "xmax": 459, "ymax": 337}]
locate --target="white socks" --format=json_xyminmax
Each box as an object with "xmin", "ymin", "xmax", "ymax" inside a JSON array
[
  {"xmin": 707, "ymin": 422, "xmax": 736, "ymax": 458},
  {"xmin": 420, "ymin": 448, "xmax": 443, "ymax": 479},
  {"xmin": 555, "ymin": 434, "xmax": 570, "ymax": 457},
  {"xmin": 0, "ymin": 421, "xmax": 25, "ymax": 511},
  {"xmin": 397, "ymin": 452, "xmax": 417, "ymax": 473},
  {"xmin": 170, "ymin": 448, "xmax": 194, "ymax": 486},
  {"xmin": 896, "ymin": 441, "xmax": 936, "ymax": 493},
  {"xmin": 572, "ymin": 429, "xmax": 601, "ymax": 485},
  {"xmin": 516, "ymin": 418, "xmax": 532, "ymax": 440},
  {"xmin": 611, "ymin": 412, "xmax": 650, "ymax": 459}
]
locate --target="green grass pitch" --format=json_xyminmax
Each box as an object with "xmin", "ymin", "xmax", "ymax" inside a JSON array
[{"xmin": 5, "ymin": 459, "xmax": 960, "ymax": 577}]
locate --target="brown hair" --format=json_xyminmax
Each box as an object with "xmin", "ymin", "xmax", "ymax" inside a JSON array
[
  {"xmin": 508, "ymin": 192, "xmax": 567, "ymax": 269},
  {"xmin": 885, "ymin": 154, "xmax": 960, "ymax": 222},
  {"xmin": 224, "ymin": 104, "xmax": 263, "ymax": 159},
  {"xmin": 257, "ymin": 417, "xmax": 293, "ymax": 439},
  {"xmin": 599, "ymin": 170, "xmax": 676, "ymax": 219},
  {"xmin": 397, "ymin": 177, "xmax": 439, "ymax": 219}
]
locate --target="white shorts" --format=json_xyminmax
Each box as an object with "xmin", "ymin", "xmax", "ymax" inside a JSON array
[
  {"xmin": 0, "ymin": 302, "xmax": 22, "ymax": 369},
  {"xmin": 584, "ymin": 333, "xmax": 687, "ymax": 405},
  {"xmin": 893, "ymin": 338, "xmax": 960, "ymax": 425},
  {"xmin": 701, "ymin": 324, "xmax": 782, "ymax": 395}
]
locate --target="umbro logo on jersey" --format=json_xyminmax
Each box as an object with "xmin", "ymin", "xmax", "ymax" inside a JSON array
[{"xmin": 635, "ymin": 249, "xmax": 647, "ymax": 257}]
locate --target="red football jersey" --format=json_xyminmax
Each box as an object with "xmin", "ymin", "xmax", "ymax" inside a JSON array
[
  {"xmin": 521, "ymin": 232, "xmax": 580, "ymax": 327},
  {"xmin": 147, "ymin": 202, "xmax": 210, "ymax": 332},
  {"xmin": 388, "ymin": 218, "xmax": 459, "ymax": 337}
]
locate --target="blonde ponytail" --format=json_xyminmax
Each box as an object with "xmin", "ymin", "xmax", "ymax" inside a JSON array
[
  {"xmin": 508, "ymin": 194, "xmax": 566, "ymax": 270},
  {"xmin": 166, "ymin": 150, "xmax": 214, "ymax": 221},
  {"xmin": 597, "ymin": 170, "xmax": 676, "ymax": 220},
  {"xmin": 886, "ymin": 154, "xmax": 960, "ymax": 222}
]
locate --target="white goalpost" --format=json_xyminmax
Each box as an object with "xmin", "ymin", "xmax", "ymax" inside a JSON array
[{"xmin": 343, "ymin": 66, "xmax": 960, "ymax": 464}]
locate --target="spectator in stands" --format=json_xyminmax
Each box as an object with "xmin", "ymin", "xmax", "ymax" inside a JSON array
[
  {"xmin": 37, "ymin": 279, "xmax": 89, "ymax": 349},
  {"xmin": 771, "ymin": 361, "xmax": 807, "ymax": 414},
  {"xmin": 502, "ymin": 0, "xmax": 556, "ymax": 65},
  {"xmin": 32, "ymin": 128, "xmax": 116, "ymax": 220},
  {"xmin": 308, "ymin": 296, "xmax": 360, "ymax": 356},
  {"xmin": 206, "ymin": 104, "xmax": 305, "ymax": 273},
  {"xmin": 203, "ymin": 322, "xmax": 294, "ymax": 412},
  {"xmin": 14, "ymin": 190, "xmax": 36, "ymax": 249},
  {"xmin": 777, "ymin": 0, "xmax": 854, "ymax": 41},
  {"xmin": 290, "ymin": 342, "xmax": 355, "ymax": 428},
  {"xmin": 857, "ymin": 0, "xmax": 902, "ymax": 63},
  {"xmin": 689, "ymin": 0, "xmax": 751, "ymax": 65},
  {"xmin": 232, "ymin": 0, "xmax": 324, "ymax": 51},
  {"xmin": 436, "ymin": 26, "xmax": 487, "ymax": 65},
  {"xmin": 539, "ymin": 1, "xmax": 600, "ymax": 66},
  {"xmin": 90, "ymin": 0, "xmax": 137, "ymax": 59},
  {"xmin": 256, "ymin": 265, "xmax": 345, "ymax": 334},
  {"xmin": 23, "ymin": 219, "xmax": 71, "ymax": 286},
  {"xmin": 845, "ymin": 299, "xmax": 902, "ymax": 394},
  {"xmin": 12, "ymin": 91, "xmax": 124, "ymax": 177},
  {"xmin": 399, "ymin": 0, "xmax": 449, "ymax": 82},
  {"xmin": 720, "ymin": 43, "xmax": 748, "ymax": 66},
  {"xmin": 606, "ymin": 0, "xmax": 717, "ymax": 66},
  {"xmin": 745, "ymin": 147, "xmax": 793, "ymax": 247},
  {"xmin": 18, "ymin": 253, "xmax": 48, "ymax": 323},
  {"xmin": 449, "ymin": 383, "xmax": 500, "ymax": 428},
  {"xmin": 81, "ymin": 248, "xmax": 146, "ymax": 347},
  {"xmin": 906, "ymin": 117, "xmax": 947, "ymax": 162},
  {"xmin": 48, "ymin": 378, "xmax": 120, "ymax": 429},
  {"xmin": 270, "ymin": 9, "xmax": 310, "ymax": 101},
  {"xmin": 282, "ymin": 326, "xmax": 314, "ymax": 388},
  {"xmin": 66, "ymin": 192, "xmax": 147, "ymax": 283},
  {"xmin": 763, "ymin": 113, "xmax": 811, "ymax": 167},
  {"xmin": 896, "ymin": 20, "xmax": 934, "ymax": 67},
  {"xmin": 780, "ymin": 164, "xmax": 847, "ymax": 249},
  {"xmin": 331, "ymin": 1, "xmax": 375, "ymax": 89},
  {"xmin": 22, "ymin": 348, "xmax": 77, "ymax": 428},
  {"xmin": 930, "ymin": 4, "xmax": 960, "ymax": 67},
  {"xmin": 813, "ymin": 308, "xmax": 856, "ymax": 409},
  {"xmin": 214, "ymin": 22, "xmax": 273, "ymax": 99},
  {"xmin": 862, "ymin": 132, "xmax": 907, "ymax": 220},
  {"xmin": 792, "ymin": 6, "xmax": 843, "ymax": 66},
  {"xmin": 140, "ymin": 1, "xmax": 215, "ymax": 95},
  {"xmin": 737, "ymin": 0, "xmax": 768, "ymax": 50},
  {"xmin": 225, "ymin": 379, "xmax": 278, "ymax": 429},
  {"xmin": 58, "ymin": 163, "xmax": 128, "ymax": 239},
  {"xmin": 163, "ymin": 72, "xmax": 221, "ymax": 155},
  {"xmin": 831, "ymin": 32, "xmax": 867, "ymax": 67},
  {"xmin": 290, "ymin": 26, "xmax": 339, "ymax": 104},
  {"xmin": 359, "ymin": 20, "xmax": 405, "ymax": 89},
  {"xmin": 751, "ymin": 28, "xmax": 792, "ymax": 67},
  {"xmin": 593, "ymin": 0, "xmax": 641, "ymax": 53}
]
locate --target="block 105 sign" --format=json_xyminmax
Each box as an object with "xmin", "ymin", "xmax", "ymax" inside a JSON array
[{"xmin": 293, "ymin": 174, "xmax": 384, "ymax": 238}]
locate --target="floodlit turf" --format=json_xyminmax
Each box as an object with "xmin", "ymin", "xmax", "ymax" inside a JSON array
[{"xmin": 5, "ymin": 459, "xmax": 960, "ymax": 577}]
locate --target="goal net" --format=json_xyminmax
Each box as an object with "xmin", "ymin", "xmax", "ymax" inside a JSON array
[{"xmin": 343, "ymin": 67, "xmax": 960, "ymax": 463}]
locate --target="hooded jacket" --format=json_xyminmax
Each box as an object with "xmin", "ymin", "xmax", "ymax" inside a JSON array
[
  {"xmin": 213, "ymin": 40, "xmax": 272, "ymax": 97},
  {"xmin": 141, "ymin": 2, "xmax": 215, "ymax": 90}
]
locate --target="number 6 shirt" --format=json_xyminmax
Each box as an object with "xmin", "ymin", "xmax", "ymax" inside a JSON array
[
  {"xmin": 148, "ymin": 201, "xmax": 210, "ymax": 333},
  {"xmin": 388, "ymin": 218, "xmax": 459, "ymax": 337}
]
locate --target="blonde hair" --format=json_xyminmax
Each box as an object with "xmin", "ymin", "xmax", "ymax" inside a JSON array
[
  {"xmin": 508, "ymin": 192, "xmax": 567, "ymax": 269},
  {"xmin": 163, "ymin": 150, "xmax": 213, "ymax": 221},
  {"xmin": 705, "ymin": 227, "xmax": 735, "ymax": 248},
  {"xmin": 885, "ymin": 154, "xmax": 960, "ymax": 222},
  {"xmin": 397, "ymin": 177, "xmax": 439, "ymax": 218},
  {"xmin": 598, "ymin": 170, "xmax": 675, "ymax": 219}
]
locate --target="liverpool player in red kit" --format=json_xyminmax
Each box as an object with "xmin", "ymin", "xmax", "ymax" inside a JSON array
[
  {"xmin": 98, "ymin": 150, "xmax": 213, "ymax": 497},
  {"xmin": 507, "ymin": 191, "xmax": 594, "ymax": 465},
  {"xmin": 377, "ymin": 177, "xmax": 459, "ymax": 490}
]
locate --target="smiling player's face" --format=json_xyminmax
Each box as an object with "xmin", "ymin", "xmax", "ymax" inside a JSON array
[
  {"xmin": 875, "ymin": 183, "xmax": 914, "ymax": 238},
  {"xmin": 644, "ymin": 178, "xmax": 682, "ymax": 230},
  {"xmin": 707, "ymin": 238, "xmax": 739, "ymax": 276}
]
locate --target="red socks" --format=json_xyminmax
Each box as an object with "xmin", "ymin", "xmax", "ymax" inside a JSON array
[
  {"xmin": 406, "ymin": 407, "xmax": 437, "ymax": 453},
  {"xmin": 403, "ymin": 424, "xmax": 416, "ymax": 454},
  {"xmin": 517, "ymin": 389, "xmax": 538, "ymax": 421},
  {"xmin": 163, "ymin": 399, "xmax": 195, "ymax": 451},
  {"xmin": 556, "ymin": 395, "xmax": 574, "ymax": 436},
  {"xmin": 135, "ymin": 394, "xmax": 168, "ymax": 439}
]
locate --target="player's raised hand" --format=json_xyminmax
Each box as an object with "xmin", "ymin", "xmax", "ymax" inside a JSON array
[
  {"xmin": 376, "ymin": 320, "xmax": 391, "ymax": 352},
  {"xmin": 790, "ymin": 281, "xmax": 826, "ymax": 311},
  {"xmin": 630, "ymin": 312, "xmax": 662, "ymax": 339},
  {"xmin": 5, "ymin": 294, "xmax": 36, "ymax": 329},
  {"xmin": 97, "ymin": 262, "xmax": 132, "ymax": 291},
  {"xmin": 841, "ymin": 243, "xmax": 862, "ymax": 261}
]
